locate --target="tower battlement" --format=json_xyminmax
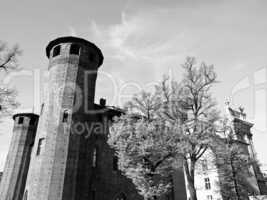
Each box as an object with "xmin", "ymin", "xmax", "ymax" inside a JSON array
[{"xmin": 46, "ymin": 36, "xmax": 103, "ymax": 66}]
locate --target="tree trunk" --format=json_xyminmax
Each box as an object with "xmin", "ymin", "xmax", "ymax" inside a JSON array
[{"xmin": 184, "ymin": 159, "xmax": 198, "ymax": 200}]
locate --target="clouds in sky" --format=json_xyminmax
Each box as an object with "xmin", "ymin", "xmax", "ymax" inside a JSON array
[
  {"xmin": 69, "ymin": 0, "xmax": 267, "ymax": 108},
  {"xmin": 1, "ymin": 0, "xmax": 267, "ymax": 170}
]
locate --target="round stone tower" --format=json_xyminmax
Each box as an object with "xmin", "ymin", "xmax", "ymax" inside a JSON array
[
  {"xmin": 0, "ymin": 113, "xmax": 39, "ymax": 200},
  {"xmin": 23, "ymin": 37, "xmax": 103, "ymax": 200}
]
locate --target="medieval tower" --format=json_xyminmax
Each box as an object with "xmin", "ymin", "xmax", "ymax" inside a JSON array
[
  {"xmin": 21, "ymin": 37, "xmax": 144, "ymax": 200},
  {"xmin": 0, "ymin": 113, "xmax": 38, "ymax": 200},
  {"xmin": 24, "ymin": 36, "xmax": 103, "ymax": 200}
]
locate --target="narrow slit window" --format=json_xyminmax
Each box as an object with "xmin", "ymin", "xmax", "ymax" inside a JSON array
[
  {"xmin": 37, "ymin": 138, "xmax": 45, "ymax": 156},
  {"xmin": 40, "ymin": 103, "xmax": 44, "ymax": 115},
  {"xmin": 92, "ymin": 148, "xmax": 97, "ymax": 168},
  {"xmin": 18, "ymin": 117, "xmax": 24, "ymax": 124},
  {"xmin": 52, "ymin": 45, "xmax": 61, "ymax": 57},
  {"xmin": 113, "ymin": 156, "xmax": 118, "ymax": 171},
  {"xmin": 70, "ymin": 44, "xmax": 80, "ymax": 55},
  {"xmin": 63, "ymin": 110, "xmax": 69, "ymax": 123}
]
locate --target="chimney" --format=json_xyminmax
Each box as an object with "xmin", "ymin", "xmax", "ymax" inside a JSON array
[{"xmin": 100, "ymin": 98, "xmax": 106, "ymax": 106}]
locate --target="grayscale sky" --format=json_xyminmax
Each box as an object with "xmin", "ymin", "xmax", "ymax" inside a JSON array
[{"xmin": 0, "ymin": 0, "xmax": 267, "ymax": 171}]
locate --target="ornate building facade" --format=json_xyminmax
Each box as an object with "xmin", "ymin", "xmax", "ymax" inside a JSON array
[{"xmin": 189, "ymin": 104, "xmax": 267, "ymax": 200}]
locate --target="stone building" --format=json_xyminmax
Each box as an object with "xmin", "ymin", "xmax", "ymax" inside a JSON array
[
  {"xmin": 189, "ymin": 104, "xmax": 267, "ymax": 200},
  {"xmin": 0, "ymin": 36, "xmax": 187, "ymax": 200}
]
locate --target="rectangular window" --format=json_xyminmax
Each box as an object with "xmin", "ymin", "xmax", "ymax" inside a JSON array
[
  {"xmin": 205, "ymin": 178, "xmax": 211, "ymax": 190},
  {"xmin": 207, "ymin": 195, "xmax": 213, "ymax": 200},
  {"xmin": 70, "ymin": 44, "xmax": 80, "ymax": 55},
  {"xmin": 18, "ymin": 117, "xmax": 24, "ymax": 124},
  {"xmin": 63, "ymin": 110, "xmax": 69, "ymax": 123},
  {"xmin": 37, "ymin": 138, "xmax": 45, "ymax": 156},
  {"xmin": 52, "ymin": 45, "xmax": 61, "ymax": 57},
  {"xmin": 29, "ymin": 118, "xmax": 36, "ymax": 126}
]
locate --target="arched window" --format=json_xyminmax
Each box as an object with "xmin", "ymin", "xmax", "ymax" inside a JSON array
[
  {"xmin": 92, "ymin": 147, "xmax": 97, "ymax": 168},
  {"xmin": 23, "ymin": 190, "xmax": 28, "ymax": 200},
  {"xmin": 114, "ymin": 193, "xmax": 126, "ymax": 200},
  {"xmin": 52, "ymin": 45, "xmax": 61, "ymax": 57},
  {"xmin": 18, "ymin": 117, "xmax": 24, "ymax": 124},
  {"xmin": 70, "ymin": 44, "xmax": 80, "ymax": 55},
  {"xmin": 62, "ymin": 110, "xmax": 69, "ymax": 123}
]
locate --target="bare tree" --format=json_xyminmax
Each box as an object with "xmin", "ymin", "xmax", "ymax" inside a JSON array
[
  {"xmin": 0, "ymin": 41, "xmax": 21, "ymax": 115},
  {"xmin": 109, "ymin": 57, "xmax": 220, "ymax": 200},
  {"xmin": 160, "ymin": 57, "xmax": 220, "ymax": 200}
]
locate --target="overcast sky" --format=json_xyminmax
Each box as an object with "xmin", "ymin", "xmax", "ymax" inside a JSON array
[{"xmin": 0, "ymin": 0, "xmax": 267, "ymax": 171}]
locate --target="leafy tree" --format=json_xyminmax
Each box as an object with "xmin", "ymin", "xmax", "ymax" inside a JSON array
[
  {"xmin": 0, "ymin": 41, "xmax": 21, "ymax": 116},
  {"xmin": 109, "ymin": 57, "xmax": 220, "ymax": 200},
  {"xmin": 108, "ymin": 91, "xmax": 183, "ymax": 200}
]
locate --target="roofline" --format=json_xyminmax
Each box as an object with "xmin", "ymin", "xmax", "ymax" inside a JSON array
[
  {"xmin": 46, "ymin": 36, "xmax": 104, "ymax": 67},
  {"xmin": 13, "ymin": 113, "xmax": 39, "ymax": 120},
  {"xmin": 233, "ymin": 117, "xmax": 254, "ymax": 127}
]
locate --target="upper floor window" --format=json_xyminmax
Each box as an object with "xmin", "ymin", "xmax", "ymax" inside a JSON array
[
  {"xmin": 52, "ymin": 45, "xmax": 61, "ymax": 57},
  {"xmin": 62, "ymin": 110, "xmax": 69, "ymax": 123},
  {"xmin": 18, "ymin": 117, "xmax": 24, "ymax": 124},
  {"xmin": 204, "ymin": 178, "xmax": 211, "ymax": 190},
  {"xmin": 37, "ymin": 138, "xmax": 45, "ymax": 156},
  {"xmin": 70, "ymin": 44, "xmax": 80, "ymax": 55},
  {"xmin": 207, "ymin": 195, "xmax": 213, "ymax": 200},
  {"xmin": 29, "ymin": 118, "xmax": 36, "ymax": 126}
]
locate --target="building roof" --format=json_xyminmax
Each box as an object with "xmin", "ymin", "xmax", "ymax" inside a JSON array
[{"xmin": 92, "ymin": 104, "xmax": 124, "ymax": 119}]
